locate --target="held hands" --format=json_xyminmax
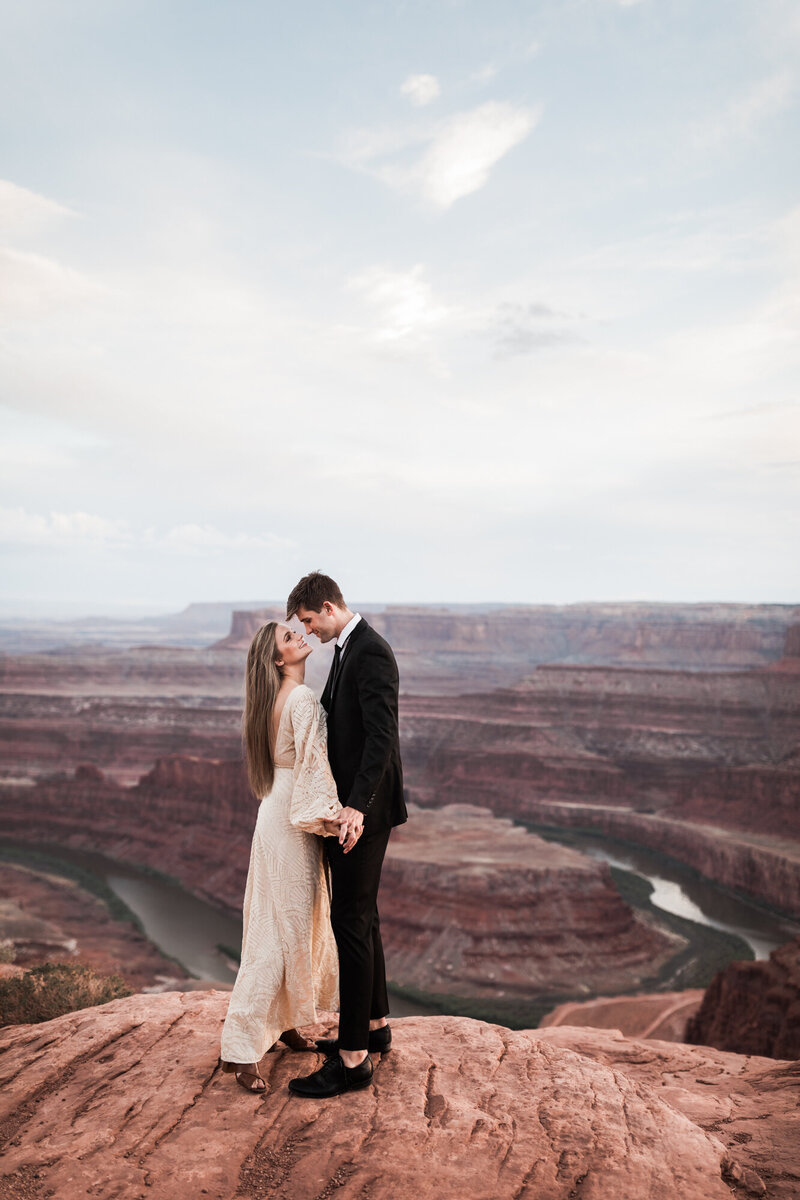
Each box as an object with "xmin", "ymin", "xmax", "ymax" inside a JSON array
[{"xmin": 333, "ymin": 806, "xmax": 364, "ymax": 853}]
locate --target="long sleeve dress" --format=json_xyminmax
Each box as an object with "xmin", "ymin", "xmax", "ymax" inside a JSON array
[{"xmin": 220, "ymin": 684, "xmax": 342, "ymax": 1065}]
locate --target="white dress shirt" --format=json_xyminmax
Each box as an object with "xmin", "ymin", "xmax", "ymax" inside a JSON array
[{"xmin": 336, "ymin": 612, "xmax": 361, "ymax": 659}]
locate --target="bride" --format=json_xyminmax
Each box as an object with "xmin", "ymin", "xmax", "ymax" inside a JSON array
[{"xmin": 219, "ymin": 621, "xmax": 344, "ymax": 1092}]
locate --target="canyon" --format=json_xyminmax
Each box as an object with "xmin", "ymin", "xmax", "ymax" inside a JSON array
[
  {"xmin": 0, "ymin": 781, "xmax": 683, "ymax": 1007},
  {"xmin": 380, "ymin": 804, "xmax": 680, "ymax": 1001},
  {"xmin": 0, "ymin": 860, "xmax": 191, "ymax": 993},
  {"xmin": 399, "ymin": 624, "xmax": 800, "ymax": 915},
  {"xmin": 0, "ymin": 602, "xmax": 798, "ymax": 1012},
  {"xmin": 217, "ymin": 601, "xmax": 799, "ymax": 683}
]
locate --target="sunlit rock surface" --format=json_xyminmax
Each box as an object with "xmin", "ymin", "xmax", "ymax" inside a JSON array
[
  {"xmin": 2, "ymin": 991, "xmax": 797, "ymax": 1199},
  {"xmin": 539, "ymin": 989, "xmax": 705, "ymax": 1041}
]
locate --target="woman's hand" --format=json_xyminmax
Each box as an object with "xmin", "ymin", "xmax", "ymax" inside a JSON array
[{"xmin": 333, "ymin": 806, "xmax": 364, "ymax": 853}]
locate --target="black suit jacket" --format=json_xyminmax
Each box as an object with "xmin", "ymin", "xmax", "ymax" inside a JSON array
[{"xmin": 321, "ymin": 619, "xmax": 407, "ymax": 831}]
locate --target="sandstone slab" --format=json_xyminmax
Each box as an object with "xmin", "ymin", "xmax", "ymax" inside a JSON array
[
  {"xmin": 2, "ymin": 990, "xmax": 797, "ymax": 1199},
  {"xmin": 539, "ymin": 989, "xmax": 705, "ymax": 1041}
]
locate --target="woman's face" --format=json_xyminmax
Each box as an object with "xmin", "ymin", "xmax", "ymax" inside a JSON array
[{"xmin": 274, "ymin": 623, "xmax": 312, "ymax": 669}]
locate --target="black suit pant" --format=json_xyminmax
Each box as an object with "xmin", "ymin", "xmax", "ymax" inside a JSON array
[{"xmin": 324, "ymin": 824, "xmax": 391, "ymax": 1051}]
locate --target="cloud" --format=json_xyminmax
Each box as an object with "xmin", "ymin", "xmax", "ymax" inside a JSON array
[
  {"xmin": 400, "ymin": 74, "xmax": 440, "ymax": 107},
  {"xmin": 0, "ymin": 509, "xmax": 295, "ymax": 556},
  {"xmin": 577, "ymin": 209, "xmax": 766, "ymax": 277},
  {"xmin": 471, "ymin": 63, "xmax": 497, "ymax": 84},
  {"xmin": 347, "ymin": 264, "xmax": 454, "ymax": 342},
  {"xmin": 0, "ymin": 507, "xmax": 129, "ymax": 549},
  {"xmin": 159, "ymin": 524, "xmax": 295, "ymax": 554},
  {"xmin": 708, "ymin": 399, "xmax": 800, "ymax": 422},
  {"xmin": 355, "ymin": 101, "xmax": 539, "ymax": 209},
  {"xmin": 415, "ymin": 102, "xmax": 538, "ymax": 208},
  {"xmin": 491, "ymin": 301, "xmax": 581, "ymax": 358},
  {"xmin": 0, "ymin": 246, "xmax": 106, "ymax": 319},
  {"xmin": 0, "ymin": 180, "xmax": 96, "ymax": 320},
  {"xmin": 0, "ymin": 179, "xmax": 74, "ymax": 236},
  {"xmin": 692, "ymin": 71, "xmax": 795, "ymax": 150}
]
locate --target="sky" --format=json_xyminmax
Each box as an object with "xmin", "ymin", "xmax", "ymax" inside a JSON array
[{"xmin": 1, "ymin": 0, "xmax": 798, "ymax": 614}]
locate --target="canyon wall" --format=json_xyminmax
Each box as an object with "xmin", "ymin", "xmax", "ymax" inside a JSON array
[
  {"xmin": 401, "ymin": 634, "xmax": 800, "ymax": 838},
  {"xmin": 0, "ymin": 771, "xmax": 682, "ymax": 1001},
  {"xmin": 216, "ymin": 602, "xmax": 800, "ymax": 692},
  {"xmin": 380, "ymin": 805, "xmax": 679, "ymax": 999},
  {"xmin": 686, "ymin": 935, "xmax": 800, "ymax": 1059}
]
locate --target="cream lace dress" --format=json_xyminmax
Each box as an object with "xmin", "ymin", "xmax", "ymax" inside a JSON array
[{"xmin": 220, "ymin": 684, "xmax": 342, "ymax": 1064}]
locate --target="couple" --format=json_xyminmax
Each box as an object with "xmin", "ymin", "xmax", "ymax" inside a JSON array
[{"xmin": 219, "ymin": 571, "xmax": 407, "ymax": 1098}]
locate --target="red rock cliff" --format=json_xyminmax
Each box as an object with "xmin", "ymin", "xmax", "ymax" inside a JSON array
[
  {"xmin": 686, "ymin": 935, "xmax": 800, "ymax": 1059},
  {"xmin": 380, "ymin": 805, "xmax": 679, "ymax": 1000}
]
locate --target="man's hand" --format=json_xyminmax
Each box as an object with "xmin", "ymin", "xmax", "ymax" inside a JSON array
[{"xmin": 334, "ymin": 806, "xmax": 364, "ymax": 853}]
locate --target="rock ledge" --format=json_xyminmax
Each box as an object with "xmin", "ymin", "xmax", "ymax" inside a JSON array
[{"xmin": 2, "ymin": 991, "xmax": 798, "ymax": 1199}]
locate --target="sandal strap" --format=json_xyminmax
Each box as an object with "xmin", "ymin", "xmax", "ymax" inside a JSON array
[{"xmin": 235, "ymin": 1068, "xmax": 266, "ymax": 1090}]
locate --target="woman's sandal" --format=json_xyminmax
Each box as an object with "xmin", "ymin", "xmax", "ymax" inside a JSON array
[
  {"xmin": 278, "ymin": 1028, "xmax": 316, "ymax": 1051},
  {"xmin": 218, "ymin": 1058, "xmax": 267, "ymax": 1093}
]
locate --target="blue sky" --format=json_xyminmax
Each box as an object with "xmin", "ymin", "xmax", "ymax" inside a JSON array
[{"xmin": 1, "ymin": 0, "xmax": 798, "ymax": 612}]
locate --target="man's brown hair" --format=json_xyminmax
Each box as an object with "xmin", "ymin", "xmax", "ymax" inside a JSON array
[{"xmin": 286, "ymin": 571, "xmax": 346, "ymax": 619}]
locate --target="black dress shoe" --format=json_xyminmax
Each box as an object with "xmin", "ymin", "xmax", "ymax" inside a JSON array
[
  {"xmin": 288, "ymin": 1053, "xmax": 373, "ymax": 1098},
  {"xmin": 316, "ymin": 1025, "xmax": 391, "ymax": 1058}
]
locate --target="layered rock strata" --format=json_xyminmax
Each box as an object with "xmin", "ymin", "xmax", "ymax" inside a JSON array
[
  {"xmin": 686, "ymin": 935, "xmax": 800, "ymax": 1059},
  {"xmin": 0, "ymin": 758, "xmax": 258, "ymax": 919},
  {"xmin": 0, "ymin": 862, "xmax": 190, "ymax": 992},
  {"xmin": 2, "ymin": 992, "xmax": 797, "ymax": 1199},
  {"xmin": 381, "ymin": 805, "xmax": 680, "ymax": 999},
  {"xmin": 0, "ymin": 785, "xmax": 680, "ymax": 1002},
  {"xmin": 216, "ymin": 602, "xmax": 800, "ymax": 678},
  {"xmin": 401, "ymin": 653, "xmax": 800, "ymax": 836},
  {"xmin": 399, "ymin": 630, "xmax": 800, "ymax": 914},
  {"xmin": 1, "ymin": 616, "xmax": 798, "ymax": 1007},
  {"xmin": 0, "ymin": 647, "xmax": 245, "ymax": 783}
]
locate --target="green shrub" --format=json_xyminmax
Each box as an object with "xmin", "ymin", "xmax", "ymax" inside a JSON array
[
  {"xmin": 0, "ymin": 962, "xmax": 133, "ymax": 1027},
  {"xmin": 0, "ymin": 939, "xmax": 16, "ymax": 964}
]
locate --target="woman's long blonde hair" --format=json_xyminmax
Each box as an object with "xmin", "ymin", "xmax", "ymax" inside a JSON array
[{"xmin": 243, "ymin": 622, "xmax": 282, "ymax": 797}]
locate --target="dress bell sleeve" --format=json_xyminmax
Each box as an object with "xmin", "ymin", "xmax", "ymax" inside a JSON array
[{"xmin": 289, "ymin": 688, "xmax": 342, "ymax": 835}]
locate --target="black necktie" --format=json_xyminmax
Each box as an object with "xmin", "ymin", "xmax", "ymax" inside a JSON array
[{"xmin": 330, "ymin": 643, "xmax": 342, "ymax": 692}]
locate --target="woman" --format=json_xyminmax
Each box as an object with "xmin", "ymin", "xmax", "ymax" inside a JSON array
[{"xmin": 219, "ymin": 621, "xmax": 343, "ymax": 1093}]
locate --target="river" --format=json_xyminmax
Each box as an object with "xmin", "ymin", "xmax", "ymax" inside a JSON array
[
  {"xmin": 1, "ymin": 840, "xmax": 434, "ymax": 1017},
  {"xmin": 529, "ymin": 825, "xmax": 800, "ymax": 960},
  {"xmin": 5, "ymin": 831, "xmax": 798, "ymax": 1013}
]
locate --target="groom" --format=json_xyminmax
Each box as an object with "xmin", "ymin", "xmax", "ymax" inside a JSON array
[{"xmin": 285, "ymin": 571, "xmax": 407, "ymax": 1098}]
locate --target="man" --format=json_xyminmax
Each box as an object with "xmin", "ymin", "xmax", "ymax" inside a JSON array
[{"xmin": 285, "ymin": 571, "xmax": 407, "ymax": 1098}]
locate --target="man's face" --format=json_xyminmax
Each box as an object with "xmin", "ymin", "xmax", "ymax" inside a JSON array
[{"xmin": 295, "ymin": 603, "xmax": 340, "ymax": 644}]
